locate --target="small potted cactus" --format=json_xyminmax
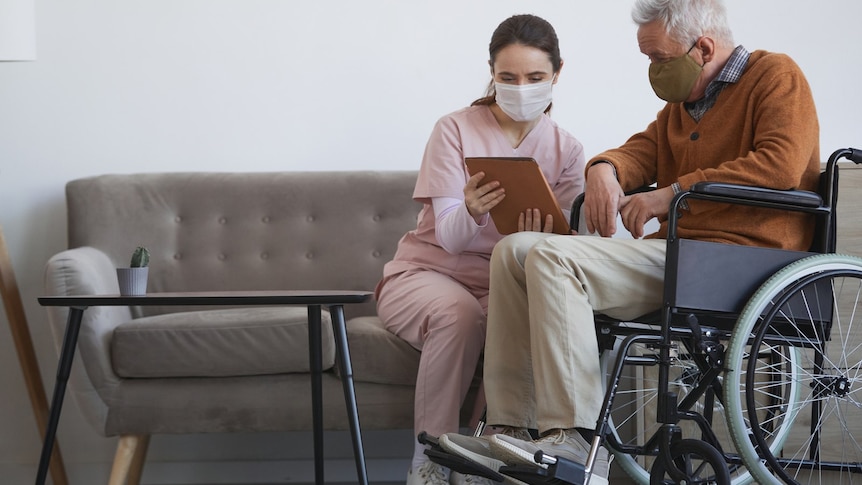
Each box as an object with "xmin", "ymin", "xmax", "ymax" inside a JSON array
[{"xmin": 116, "ymin": 246, "xmax": 150, "ymax": 296}]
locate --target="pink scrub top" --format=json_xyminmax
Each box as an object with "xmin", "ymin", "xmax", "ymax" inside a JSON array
[{"xmin": 378, "ymin": 105, "xmax": 585, "ymax": 294}]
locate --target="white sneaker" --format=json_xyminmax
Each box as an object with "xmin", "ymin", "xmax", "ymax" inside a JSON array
[
  {"xmin": 490, "ymin": 429, "xmax": 610, "ymax": 485},
  {"xmin": 438, "ymin": 430, "xmax": 531, "ymax": 485},
  {"xmin": 439, "ymin": 433, "xmax": 506, "ymax": 474},
  {"xmin": 449, "ymin": 471, "xmax": 494, "ymax": 485},
  {"xmin": 407, "ymin": 461, "xmax": 449, "ymax": 485},
  {"xmin": 439, "ymin": 426, "xmax": 532, "ymax": 471}
]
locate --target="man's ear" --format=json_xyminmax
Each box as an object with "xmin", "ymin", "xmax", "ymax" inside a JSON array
[{"xmin": 696, "ymin": 36, "xmax": 717, "ymax": 64}]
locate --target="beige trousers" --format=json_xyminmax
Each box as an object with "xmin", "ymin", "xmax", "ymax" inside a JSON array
[{"xmin": 484, "ymin": 232, "xmax": 666, "ymax": 433}]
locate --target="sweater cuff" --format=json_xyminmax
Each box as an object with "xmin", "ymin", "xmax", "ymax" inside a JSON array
[
  {"xmin": 671, "ymin": 182, "xmax": 690, "ymax": 211},
  {"xmin": 589, "ymin": 160, "xmax": 617, "ymax": 180}
]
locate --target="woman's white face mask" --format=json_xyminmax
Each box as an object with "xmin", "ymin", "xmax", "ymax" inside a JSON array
[{"xmin": 494, "ymin": 78, "xmax": 554, "ymax": 122}]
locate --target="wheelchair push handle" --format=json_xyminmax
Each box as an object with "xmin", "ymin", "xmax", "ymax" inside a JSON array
[{"xmin": 835, "ymin": 147, "xmax": 862, "ymax": 164}]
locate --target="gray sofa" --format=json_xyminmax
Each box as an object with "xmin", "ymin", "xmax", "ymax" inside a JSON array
[{"xmin": 42, "ymin": 171, "xmax": 479, "ymax": 481}]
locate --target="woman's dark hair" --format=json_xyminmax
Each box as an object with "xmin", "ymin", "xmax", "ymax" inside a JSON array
[{"xmin": 472, "ymin": 14, "xmax": 562, "ymax": 108}]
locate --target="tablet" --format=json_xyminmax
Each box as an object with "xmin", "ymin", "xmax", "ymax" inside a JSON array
[{"xmin": 465, "ymin": 157, "xmax": 570, "ymax": 235}]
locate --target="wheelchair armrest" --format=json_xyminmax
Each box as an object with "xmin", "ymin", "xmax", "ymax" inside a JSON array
[
  {"xmin": 689, "ymin": 181, "xmax": 823, "ymax": 208},
  {"xmin": 668, "ymin": 182, "xmax": 830, "ymax": 243},
  {"xmin": 570, "ymin": 180, "xmax": 826, "ymax": 236}
]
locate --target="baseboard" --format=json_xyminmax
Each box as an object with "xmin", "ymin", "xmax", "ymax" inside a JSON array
[{"xmin": 0, "ymin": 458, "xmax": 410, "ymax": 485}]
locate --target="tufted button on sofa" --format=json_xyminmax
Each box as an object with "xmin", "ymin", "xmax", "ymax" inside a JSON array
[{"xmin": 42, "ymin": 171, "xmax": 481, "ymax": 483}]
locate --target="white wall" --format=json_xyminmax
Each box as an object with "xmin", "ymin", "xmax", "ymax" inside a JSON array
[{"xmin": 0, "ymin": 1, "xmax": 860, "ymax": 483}]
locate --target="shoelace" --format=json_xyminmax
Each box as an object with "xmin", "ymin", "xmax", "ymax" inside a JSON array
[
  {"xmin": 537, "ymin": 428, "xmax": 569, "ymax": 445},
  {"xmin": 499, "ymin": 426, "xmax": 532, "ymax": 441},
  {"xmin": 458, "ymin": 473, "xmax": 492, "ymax": 485},
  {"xmin": 538, "ymin": 430, "xmax": 614, "ymax": 474},
  {"xmin": 416, "ymin": 462, "xmax": 448, "ymax": 484}
]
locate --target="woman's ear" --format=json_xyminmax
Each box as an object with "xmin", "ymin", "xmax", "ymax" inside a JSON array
[{"xmin": 554, "ymin": 59, "xmax": 564, "ymax": 84}]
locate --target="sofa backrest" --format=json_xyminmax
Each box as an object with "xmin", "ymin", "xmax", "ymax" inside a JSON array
[{"xmin": 65, "ymin": 171, "xmax": 420, "ymax": 317}]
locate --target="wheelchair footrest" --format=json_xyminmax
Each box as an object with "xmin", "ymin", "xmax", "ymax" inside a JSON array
[
  {"xmin": 417, "ymin": 431, "xmax": 506, "ymax": 482},
  {"xmin": 499, "ymin": 456, "xmax": 586, "ymax": 485}
]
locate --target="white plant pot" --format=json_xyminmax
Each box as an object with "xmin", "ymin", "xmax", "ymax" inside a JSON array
[{"xmin": 116, "ymin": 267, "xmax": 149, "ymax": 296}]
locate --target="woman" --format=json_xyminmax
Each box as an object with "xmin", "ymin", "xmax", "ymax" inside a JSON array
[{"xmin": 374, "ymin": 14, "xmax": 585, "ymax": 485}]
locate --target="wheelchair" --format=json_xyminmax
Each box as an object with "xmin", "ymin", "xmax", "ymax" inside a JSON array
[{"xmin": 420, "ymin": 147, "xmax": 862, "ymax": 485}]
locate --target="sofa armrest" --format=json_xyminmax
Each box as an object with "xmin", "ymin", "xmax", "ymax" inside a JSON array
[{"xmin": 44, "ymin": 246, "xmax": 132, "ymax": 429}]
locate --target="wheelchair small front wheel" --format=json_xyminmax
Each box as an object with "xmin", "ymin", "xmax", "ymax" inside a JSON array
[
  {"xmin": 649, "ymin": 439, "xmax": 730, "ymax": 485},
  {"xmin": 602, "ymin": 331, "xmax": 774, "ymax": 485}
]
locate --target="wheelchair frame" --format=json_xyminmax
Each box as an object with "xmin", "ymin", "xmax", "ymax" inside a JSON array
[
  {"xmin": 588, "ymin": 147, "xmax": 862, "ymax": 485},
  {"xmin": 422, "ymin": 147, "xmax": 862, "ymax": 485}
]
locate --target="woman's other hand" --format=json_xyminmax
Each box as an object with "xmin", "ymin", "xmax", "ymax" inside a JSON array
[{"xmin": 518, "ymin": 208, "xmax": 554, "ymax": 233}]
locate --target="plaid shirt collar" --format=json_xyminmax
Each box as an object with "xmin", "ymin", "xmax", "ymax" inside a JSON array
[{"xmin": 685, "ymin": 45, "xmax": 750, "ymax": 121}]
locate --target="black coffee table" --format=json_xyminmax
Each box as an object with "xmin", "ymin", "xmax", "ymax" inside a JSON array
[{"xmin": 37, "ymin": 290, "xmax": 373, "ymax": 485}]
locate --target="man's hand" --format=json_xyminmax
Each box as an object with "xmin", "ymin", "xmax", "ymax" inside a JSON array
[
  {"xmin": 583, "ymin": 163, "xmax": 625, "ymax": 237},
  {"xmin": 464, "ymin": 172, "xmax": 504, "ymax": 223},
  {"xmin": 619, "ymin": 186, "xmax": 674, "ymax": 239}
]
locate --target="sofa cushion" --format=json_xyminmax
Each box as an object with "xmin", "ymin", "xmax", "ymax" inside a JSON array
[
  {"xmin": 111, "ymin": 307, "xmax": 334, "ymax": 378},
  {"xmin": 342, "ymin": 316, "xmax": 420, "ymax": 386}
]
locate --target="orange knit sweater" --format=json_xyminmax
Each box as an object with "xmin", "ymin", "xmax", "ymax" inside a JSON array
[{"xmin": 589, "ymin": 50, "xmax": 820, "ymax": 250}]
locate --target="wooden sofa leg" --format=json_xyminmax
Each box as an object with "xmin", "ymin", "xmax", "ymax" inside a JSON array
[{"xmin": 108, "ymin": 434, "xmax": 150, "ymax": 485}]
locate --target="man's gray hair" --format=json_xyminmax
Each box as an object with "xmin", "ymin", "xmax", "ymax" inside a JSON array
[{"xmin": 632, "ymin": 0, "xmax": 734, "ymax": 48}]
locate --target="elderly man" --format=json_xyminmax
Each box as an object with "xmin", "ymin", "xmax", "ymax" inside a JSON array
[{"xmin": 437, "ymin": 0, "xmax": 820, "ymax": 484}]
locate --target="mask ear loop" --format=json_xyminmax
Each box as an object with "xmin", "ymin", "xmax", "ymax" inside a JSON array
[
  {"xmin": 543, "ymin": 74, "xmax": 557, "ymax": 115},
  {"xmin": 687, "ymin": 38, "xmax": 707, "ymax": 68},
  {"xmin": 685, "ymin": 41, "xmax": 698, "ymax": 55}
]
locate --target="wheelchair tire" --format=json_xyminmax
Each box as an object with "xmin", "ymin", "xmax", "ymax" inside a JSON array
[
  {"xmin": 600, "ymin": 330, "xmax": 794, "ymax": 485},
  {"xmin": 648, "ymin": 438, "xmax": 731, "ymax": 485},
  {"xmin": 724, "ymin": 254, "xmax": 862, "ymax": 485}
]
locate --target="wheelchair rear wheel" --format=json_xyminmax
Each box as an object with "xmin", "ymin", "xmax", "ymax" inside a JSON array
[{"xmin": 725, "ymin": 254, "xmax": 862, "ymax": 484}]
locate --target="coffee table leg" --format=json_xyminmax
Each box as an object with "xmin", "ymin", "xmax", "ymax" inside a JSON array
[
  {"xmin": 330, "ymin": 304, "xmax": 369, "ymax": 485},
  {"xmin": 307, "ymin": 305, "xmax": 324, "ymax": 485},
  {"xmin": 35, "ymin": 307, "xmax": 85, "ymax": 485}
]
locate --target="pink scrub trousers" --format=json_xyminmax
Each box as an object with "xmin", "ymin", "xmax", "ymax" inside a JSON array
[{"xmin": 376, "ymin": 267, "xmax": 488, "ymax": 439}]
